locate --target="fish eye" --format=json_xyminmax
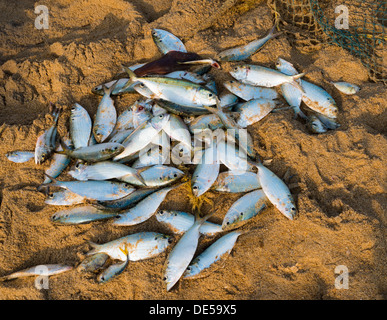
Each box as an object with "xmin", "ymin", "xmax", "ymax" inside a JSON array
[
  {"xmin": 168, "ymin": 238, "xmax": 173, "ymax": 244},
  {"xmin": 75, "ymin": 163, "xmax": 80, "ymax": 169},
  {"xmin": 187, "ymin": 266, "xmax": 191, "ymax": 271},
  {"xmin": 192, "ymin": 186, "xmax": 198, "ymax": 190},
  {"xmin": 159, "ymin": 114, "xmax": 164, "ymax": 118},
  {"xmin": 159, "ymin": 210, "xmax": 164, "ymax": 215},
  {"xmin": 230, "ymin": 80, "xmax": 234, "ymax": 83},
  {"xmin": 48, "ymin": 193, "xmax": 54, "ymax": 198},
  {"xmin": 291, "ymin": 207, "xmax": 296, "ymax": 211},
  {"xmin": 139, "ymin": 83, "xmax": 145, "ymax": 88},
  {"xmin": 173, "ymin": 173, "xmax": 178, "ymax": 177},
  {"xmin": 163, "ymin": 277, "xmax": 167, "ymax": 281},
  {"xmin": 138, "ymin": 106, "xmax": 144, "ymax": 111},
  {"xmin": 208, "ymin": 93, "xmax": 213, "ymax": 97}
]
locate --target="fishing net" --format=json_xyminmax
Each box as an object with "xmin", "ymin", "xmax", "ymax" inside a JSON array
[{"xmin": 267, "ymin": 0, "xmax": 386, "ymax": 84}]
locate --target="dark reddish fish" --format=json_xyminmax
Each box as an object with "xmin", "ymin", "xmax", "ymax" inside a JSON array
[{"xmin": 134, "ymin": 51, "xmax": 220, "ymax": 77}]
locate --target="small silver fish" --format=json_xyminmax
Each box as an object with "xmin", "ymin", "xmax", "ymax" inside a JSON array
[
  {"xmin": 112, "ymin": 184, "xmax": 180, "ymax": 226},
  {"xmin": 87, "ymin": 232, "xmax": 173, "ymax": 261},
  {"xmin": 218, "ymin": 26, "xmax": 281, "ymax": 61},
  {"xmin": 50, "ymin": 205, "xmax": 118, "ymax": 225},
  {"xmin": 254, "ymin": 162, "xmax": 296, "ymax": 220},
  {"xmin": 213, "ymin": 170, "xmax": 261, "ymax": 193},
  {"xmin": 163, "ymin": 212, "xmax": 213, "ymax": 291},
  {"xmin": 184, "ymin": 230, "xmax": 242, "ymax": 279},
  {"xmin": 35, "ymin": 105, "xmax": 61, "ymax": 164},
  {"xmin": 6, "ymin": 151, "xmax": 35, "ymax": 163},
  {"xmin": 222, "ymin": 189, "xmax": 268, "ymax": 230},
  {"xmin": 93, "ymin": 84, "xmax": 117, "ymax": 143},
  {"xmin": 331, "ymin": 81, "xmax": 360, "ymax": 95},
  {"xmin": 191, "ymin": 139, "xmax": 219, "ymax": 197},
  {"xmin": 223, "ymin": 80, "xmax": 279, "ymax": 101},
  {"xmin": 230, "ymin": 64, "xmax": 305, "ymax": 92},
  {"xmin": 57, "ymin": 141, "xmax": 125, "ymax": 162},
  {"xmin": 306, "ymin": 115, "xmax": 328, "ymax": 134},
  {"xmin": 151, "ymin": 29, "xmax": 187, "ymax": 54},
  {"xmin": 68, "ymin": 161, "xmax": 144, "ymax": 186},
  {"xmin": 0, "ymin": 264, "xmax": 73, "ymax": 281},
  {"xmin": 233, "ymin": 98, "xmax": 278, "ymax": 128},
  {"xmin": 42, "ymin": 174, "xmax": 136, "ymax": 201},
  {"xmin": 156, "ymin": 210, "xmax": 222, "ymax": 236},
  {"xmin": 70, "ymin": 103, "xmax": 92, "ymax": 149},
  {"xmin": 97, "ymin": 246, "xmax": 129, "ymax": 283}
]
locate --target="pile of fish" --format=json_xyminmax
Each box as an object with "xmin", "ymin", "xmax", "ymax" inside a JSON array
[{"xmin": 3, "ymin": 26, "xmax": 359, "ymax": 290}]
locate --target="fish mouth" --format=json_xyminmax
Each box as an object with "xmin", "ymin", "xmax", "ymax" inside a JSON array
[{"xmin": 211, "ymin": 60, "xmax": 221, "ymax": 69}]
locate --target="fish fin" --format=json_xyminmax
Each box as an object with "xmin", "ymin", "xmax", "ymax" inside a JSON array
[
  {"xmin": 121, "ymin": 65, "xmax": 138, "ymax": 84},
  {"xmin": 103, "ymin": 80, "xmax": 119, "ymax": 96},
  {"xmin": 118, "ymin": 244, "xmax": 130, "ymax": 260}
]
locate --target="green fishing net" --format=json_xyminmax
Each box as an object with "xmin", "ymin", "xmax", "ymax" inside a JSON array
[{"xmin": 267, "ymin": 0, "xmax": 386, "ymax": 84}]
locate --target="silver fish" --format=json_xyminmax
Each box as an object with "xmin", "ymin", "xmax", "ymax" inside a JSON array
[
  {"xmin": 42, "ymin": 136, "xmax": 73, "ymax": 184},
  {"xmin": 93, "ymin": 84, "xmax": 117, "ymax": 143},
  {"xmin": 57, "ymin": 142, "xmax": 125, "ymax": 162},
  {"xmin": 184, "ymin": 230, "xmax": 242, "ymax": 279},
  {"xmin": 218, "ymin": 26, "xmax": 281, "ymax": 61},
  {"xmin": 275, "ymin": 58, "xmax": 306, "ymax": 119},
  {"xmin": 162, "ymin": 114, "xmax": 191, "ymax": 148},
  {"xmin": 331, "ymin": 81, "xmax": 360, "ymax": 95},
  {"xmin": 122, "ymin": 67, "xmax": 217, "ymax": 109},
  {"xmin": 301, "ymin": 80, "xmax": 338, "ymax": 118},
  {"xmin": 191, "ymin": 140, "xmax": 219, "ymax": 197},
  {"xmin": 151, "ymin": 28, "xmax": 187, "ymax": 54},
  {"xmin": 135, "ymin": 165, "xmax": 184, "ymax": 188},
  {"xmin": 234, "ymin": 98, "xmax": 278, "ymax": 128},
  {"xmin": 0, "ymin": 264, "xmax": 73, "ymax": 281},
  {"xmin": 69, "ymin": 103, "xmax": 92, "ymax": 149},
  {"xmin": 156, "ymin": 210, "xmax": 222, "ymax": 236},
  {"xmin": 223, "ymin": 80, "xmax": 279, "ymax": 101},
  {"xmin": 306, "ymin": 114, "xmax": 328, "ymax": 134},
  {"xmin": 163, "ymin": 212, "xmax": 212, "ymax": 291},
  {"xmin": 96, "ymin": 188, "xmax": 158, "ymax": 210},
  {"xmin": 113, "ymin": 113, "xmax": 170, "ymax": 161},
  {"xmin": 42, "ymin": 174, "xmax": 136, "ymax": 201},
  {"xmin": 6, "ymin": 151, "xmax": 34, "ymax": 163},
  {"xmin": 213, "ymin": 170, "xmax": 261, "ymax": 193},
  {"xmin": 87, "ymin": 232, "xmax": 173, "ymax": 261},
  {"xmin": 112, "ymin": 184, "xmax": 179, "ymax": 226},
  {"xmin": 222, "ymin": 189, "xmax": 267, "ymax": 230},
  {"xmin": 68, "ymin": 161, "xmax": 144, "ymax": 185},
  {"xmin": 254, "ymin": 161, "xmax": 296, "ymax": 220},
  {"xmin": 35, "ymin": 106, "xmax": 61, "ymax": 164},
  {"xmin": 230, "ymin": 64, "xmax": 305, "ymax": 92},
  {"xmin": 50, "ymin": 205, "xmax": 118, "ymax": 225},
  {"xmin": 97, "ymin": 246, "xmax": 129, "ymax": 283}
]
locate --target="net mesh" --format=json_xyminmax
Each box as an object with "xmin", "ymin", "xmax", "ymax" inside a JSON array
[{"xmin": 267, "ymin": 0, "xmax": 386, "ymax": 84}]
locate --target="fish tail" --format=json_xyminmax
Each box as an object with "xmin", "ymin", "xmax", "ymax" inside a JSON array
[
  {"xmin": 288, "ymin": 73, "xmax": 305, "ymax": 92},
  {"xmin": 268, "ymin": 24, "xmax": 283, "ymax": 38},
  {"xmin": 122, "ymin": 65, "xmax": 138, "ymax": 83},
  {"xmin": 86, "ymin": 241, "xmax": 102, "ymax": 255}
]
